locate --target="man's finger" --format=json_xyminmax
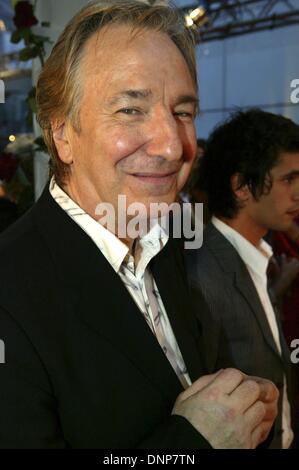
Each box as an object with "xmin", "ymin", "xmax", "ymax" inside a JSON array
[
  {"xmin": 251, "ymin": 424, "xmax": 264, "ymax": 449},
  {"xmin": 263, "ymin": 401, "xmax": 278, "ymax": 422},
  {"xmin": 229, "ymin": 379, "xmax": 261, "ymax": 413},
  {"xmin": 207, "ymin": 368, "xmax": 245, "ymax": 395},
  {"xmin": 251, "ymin": 420, "xmax": 273, "ymax": 448},
  {"xmin": 187, "ymin": 368, "xmax": 245, "ymax": 400},
  {"xmin": 244, "ymin": 400, "xmax": 266, "ymax": 431},
  {"xmin": 180, "ymin": 370, "xmax": 223, "ymax": 400},
  {"xmin": 247, "ymin": 377, "xmax": 279, "ymax": 403}
]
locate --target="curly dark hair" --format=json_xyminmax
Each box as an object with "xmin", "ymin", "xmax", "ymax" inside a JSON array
[{"xmin": 199, "ymin": 108, "xmax": 299, "ymax": 218}]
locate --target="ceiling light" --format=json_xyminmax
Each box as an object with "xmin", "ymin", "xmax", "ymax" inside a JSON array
[{"xmin": 185, "ymin": 6, "xmax": 208, "ymax": 29}]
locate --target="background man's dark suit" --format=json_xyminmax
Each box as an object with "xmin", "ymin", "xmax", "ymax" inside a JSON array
[
  {"xmin": 185, "ymin": 222, "xmax": 292, "ymax": 449},
  {"xmin": 0, "ymin": 188, "xmax": 211, "ymax": 449}
]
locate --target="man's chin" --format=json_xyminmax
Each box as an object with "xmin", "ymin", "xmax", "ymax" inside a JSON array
[
  {"xmin": 128, "ymin": 193, "xmax": 177, "ymax": 209},
  {"xmin": 272, "ymin": 219, "xmax": 294, "ymax": 232}
]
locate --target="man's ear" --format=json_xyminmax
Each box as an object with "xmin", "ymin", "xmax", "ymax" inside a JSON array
[
  {"xmin": 231, "ymin": 173, "xmax": 250, "ymax": 202},
  {"xmin": 52, "ymin": 122, "xmax": 73, "ymax": 164}
]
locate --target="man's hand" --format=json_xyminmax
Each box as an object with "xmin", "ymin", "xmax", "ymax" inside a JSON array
[{"xmin": 172, "ymin": 368, "xmax": 279, "ymax": 449}]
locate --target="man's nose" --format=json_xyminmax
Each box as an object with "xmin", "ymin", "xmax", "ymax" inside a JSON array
[
  {"xmin": 145, "ymin": 109, "xmax": 183, "ymax": 161},
  {"xmin": 292, "ymin": 180, "xmax": 299, "ymax": 201},
  {"xmin": 293, "ymin": 187, "xmax": 299, "ymax": 201}
]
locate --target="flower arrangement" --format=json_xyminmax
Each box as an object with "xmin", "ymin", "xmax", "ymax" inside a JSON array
[
  {"xmin": 1, "ymin": 1, "xmax": 51, "ymax": 212},
  {"xmin": 11, "ymin": 0, "xmax": 50, "ymax": 66},
  {"xmin": 11, "ymin": 0, "xmax": 51, "ymax": 120}
]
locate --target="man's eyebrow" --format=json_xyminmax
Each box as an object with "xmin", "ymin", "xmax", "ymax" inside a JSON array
[
  {"xmin": 280, "ymin": 170, "xmax": 299, "ymax": 178},
  {"xmin": 174, "ymin": 95, "xmax": 199, "ymax": 114},
  {"xmin": 108, "ymin": 89, "xmax": 152, "ymax": 106},
  {"xmin": 175, "ymin": 95, "xmax": 199, "ymax": 107},
  {"xmin": 108, "ymin": 90, "xmax": 199, "ymax": 109}
]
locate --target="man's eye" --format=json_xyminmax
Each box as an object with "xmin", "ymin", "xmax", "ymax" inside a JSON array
[
  {"xmin": 117, "ymin": 108, "xmax": 141, "ymax": 115},
  {"xmin": 284, "ymin": 176, "xmax": 295, "ymax": 184},
  {"xmin": 174, "ymin": 111, "xmax": 194, "ymax": 120}
]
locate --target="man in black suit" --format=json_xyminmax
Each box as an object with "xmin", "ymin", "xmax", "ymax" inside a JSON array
[
  {"xmin": 186, "ymin": 109, "xmax": 299, "ymax": 448},
  {"xmin": 0, "ymin": 2, "xmax": 278, "ymax": 448}
]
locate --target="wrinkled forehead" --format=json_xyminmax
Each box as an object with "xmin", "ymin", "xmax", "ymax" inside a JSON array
[{"xmin": 79, "ymin": 23, "xmax": 195, "ymax": 89}]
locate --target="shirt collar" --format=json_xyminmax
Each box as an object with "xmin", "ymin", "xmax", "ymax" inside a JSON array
[
  {"xmin": 49, "ymin": 177, "xmax": 168, "ymax": 274},
  {"xmin": 50, "ymin": 177, "xmax": 129, "ymax": 272},
  {"xmin": 212, "ymin": 216, "xmax": 273, "ymax": 277}
]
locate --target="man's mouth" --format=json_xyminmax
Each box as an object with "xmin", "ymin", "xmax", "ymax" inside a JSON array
[
  {"xmin": 130, "ymin": 171, "xmax": 178, "ymax": 184},
  {"xmin": 286, "ymin": 208, "xmax": 299, "ymax": 218}
]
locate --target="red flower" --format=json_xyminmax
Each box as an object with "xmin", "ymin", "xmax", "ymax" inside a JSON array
[
  {"xmin": 13, "ymin": 1, "xmax": 38, "ymax": 30},
  {"xmin": 0, "ymin": 154, "xmax": 18, "ymax": 182}
]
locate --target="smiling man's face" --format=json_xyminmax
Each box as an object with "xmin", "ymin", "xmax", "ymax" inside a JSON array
[{"xmin": 54, "ymin": 24, "xmax": 198, "ymax": 218}]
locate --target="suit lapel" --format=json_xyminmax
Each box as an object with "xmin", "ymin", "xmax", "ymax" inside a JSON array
[
  {"xmin": 34, "ymin": 188, "xmax": 201, "ymax": 403},
  {"xmin": 205, "ymin": 224, "xmax": 283, "ymax": 362},
  {"xmin": 233, "ymin": 269, "xmax": 282, "ymax": 361},
  {"xmin": 271, "ymin": 297, "xmax": 291, "ymax": 366}
]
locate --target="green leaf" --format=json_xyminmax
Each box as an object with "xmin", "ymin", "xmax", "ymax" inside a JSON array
[
  {"xmin": 19, "ymin": 46, "xmax": 40, "ymax": 61},
  {"xmin": 26, "ymin": 87, "xmax": 37, "ymax": 113},
  {"xmin": 26, "ymin": 109, "xmax": 33, "ymax": 128},
  {"xmin": 22, "ymin": 29, "xmax": 35, "ymax": 47},
  {"xmin": 11, "ymin": 30, "xmax": 22, "ymax": 44},
  {"xmin": 11, "ymin": 28, "xmax": 32, "ymax": 45},
  {"xmin": 32, "ymin": 34, "xmax": 50, "ymax": 46},
  {"xmin": 27, "ymin": 97, "xmax": 37, "ymax": 114}
]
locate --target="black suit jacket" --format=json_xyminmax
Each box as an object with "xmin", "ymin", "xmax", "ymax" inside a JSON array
[
  {"xmin": 185, "ymin": 222, "xmax": 293, "ymax": 449},
  {"xmin": 0, "ymin": 187, "xmax": 211, "ymax": 449}
]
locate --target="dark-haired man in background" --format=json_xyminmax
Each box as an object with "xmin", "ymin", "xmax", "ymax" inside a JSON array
[{"xmin": 186, "ymin": 109, "xmax": 299, "ymax": 448}]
